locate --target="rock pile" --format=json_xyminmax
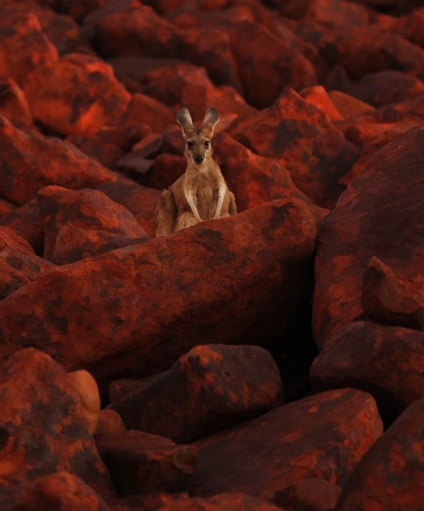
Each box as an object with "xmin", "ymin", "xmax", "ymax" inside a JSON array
[{"xmin": 0, "ymin": 0, "xmax": 422, "ymax": 510}]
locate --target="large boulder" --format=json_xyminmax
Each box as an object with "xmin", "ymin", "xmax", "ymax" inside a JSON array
[
  {"xmin": 0, "ymin": 348, "xmax": 114, "ymax": 510},
  {"xmin": 313, "ymin": 126, "xmax": 424, "ymax": 347},
  {"xmin": 189, "ymin": 388, "xmax": 383, "ymax": 508},
  {"xmin": 0, "ymin": 198, "xmax": 317, "ymax": 388}
]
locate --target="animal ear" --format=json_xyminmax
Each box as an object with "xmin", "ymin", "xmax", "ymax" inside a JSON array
[
  {"xmin": 176, "ymin": 107, "xmax": 193, "ymax": 134},
  {"xmin": 203, "ymin": 107, "xmax": 220, "ymax": 135}
]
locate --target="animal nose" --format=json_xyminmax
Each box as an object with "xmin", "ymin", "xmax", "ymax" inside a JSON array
[{"xmin": 194, "ymin": 155, "xmax": 204, "ymax": 165}]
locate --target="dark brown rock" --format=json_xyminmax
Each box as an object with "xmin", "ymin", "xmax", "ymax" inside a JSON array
[
  {"xmin": 0, "ymin": 200, "xmax": 15, "ymax": 222},
  {"xmin": 0, "ymin": 115, "xmax": 121, "ymax": 205},
  {"xmin": 11, "ymin": 472, "xmax": 111, "ymax": 511},
  {"xmin": 0, "ymin": 78, "xmax": 33, "ymax": 128},
  {"xmin": 49, "ymin": 0, "xmax": 106, "ymax": 22},
  {"xmin": 303, "ymin": 0, "xmax": 370, "ymax": 27},
  {"xmin": 311, "ymin": 321, "xmax": 424, "ymax": 417},
  {"xmin": 0, "ymin": 227, "xmax": 53, "ymax": 300},
  {"xmin": 313, "ymin": 126, "xmax": 424, "ymax": 347},
  {"xmin": 23, "ymin": 53, "xmax": 131, "ymax": 137},
  {"xmin": 38, "ymin": 186, "xmax": 148, "ymax": 265},
  {"xmin": 96, "ymin": 430, "xmax": 198, "ymax": 497},
  {"xmin": 228, "ymin": 88, "xmax": 360, "ymax": 208},
  {"xmin": 109, "ymin": 344, "xmax": 283, "ymax": 443},
  {"xmin": 97, "ymin": 181, "xmax": 161, "ymax": 237},
  {"xmin": 336, "ymin": 398, "xmax": 424, "ymax": 511},
  {"xmin": 277, "ymin": 478, "xmax": 342, "ymax": 511},
  {"xmin": 96, "ymin": 410, "xmax": 126, "ymax": 436},
  {"xmin": 190, "ymin": 389, "xmax": 383, "ymax": 507},
  {"xmin": 362, "ymin": 257, "xmax": 423, "ymax": 330},
  {"xmin": 0, "ymin": 348, "xmax": 114, "ymax": 509},
  {"xmin": 0, "ymin": 198, "xmax": 317, "ymax": 388}
]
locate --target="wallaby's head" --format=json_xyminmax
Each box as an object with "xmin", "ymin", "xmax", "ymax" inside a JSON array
[{"xmin": 177, "ymin": 107, "xmax": 220, "ymax": 167}]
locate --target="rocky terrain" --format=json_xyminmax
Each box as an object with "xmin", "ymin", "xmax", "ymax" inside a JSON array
[{"xmin": 0, "ymin": 0, "xmax": 423, "ymax": 510}]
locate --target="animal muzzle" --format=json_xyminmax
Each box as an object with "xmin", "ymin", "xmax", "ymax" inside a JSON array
[{"xmin": 193, "ymin": 155, "xmax": 205, "ymax": 165}]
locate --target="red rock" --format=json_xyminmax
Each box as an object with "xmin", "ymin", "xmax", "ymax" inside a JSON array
[
  {"xmin": 214, "ymin": 132, "xmax": 314, "ymax": 212},
  {"xmin": 0, "ymin": 226, "xmax": 53, "ymax": 300},
  {"xmin": 313, "ymin": 126, "xmax": 424, "ymax": 347},
  {"xmin": 190, "ymin": 389, "xmax": 383, "ymax": 507},
  {"xmin": 278, "ymin": 478, "xmax": 342, "ymax": 511},
  {"xmin": 97, "ymin": 181, "xmax": 161, "ymax": 237},
  {"xmin": 228, "ymin": 88, "xmax": 360, "ymax": 208},
  {"xmin": 23, "ymin": 52, "xmax": 131, "ymax": 137},
  {"xmin": 362, "ymin": 257, "xmax": 423, "ymax": 330},
  {"xmin": 38, "ymin": 186, "xmax": 148, "ymax": 265},
  {"xmin": 396, "ymin": 6, "xmax": 424, "ymax": 48},
  {"xmin": 303, "ymin": 0, "xmax": 370, "ymax": 27},
  {"xmin": 0, "ymin": 198, "xmax": 317, "ymax": 388},
  {"xmin": 93, "ymin": 3, "xmax": 185, "ymax": 59},
  {"xmin": 122, "ymin": 93, "xmax": 175, "ymax": 134},
  {"xmin": 300, "ymin": 85, "xmax": 343, "ymax": 121},
  {"xmin": 336, "ymin": 398, "xmax": 424, "ymax": 511},
  {"xmin": 328, "ymin": 90, "xmax": 374, "ymax": 118},
  {"xmin": 0, "ymin": 77, "xmax": 33, "ymax": 128},
  {"xmin": 311, "ymin": 321, "xmax": 424, "ymax": 417},
  {"xmin": 0, "ymin": 199, "xmax": 15, "ymax": 222},
  {"xmin": 0, "ymin": 115, "xmax": 121, "ymax": 205},
  {"xmin": 147, "ymin": 153, "xmax": 186, "ymax": 190},
  {"xmin": 0, "ymin": 5, "xmax": 58, "ymax": 86},
  {"xmin": 109, "ymin": 344, "xmax": 283, "ymax": 443},
  {"xmin": 11, "ymin": 472, "xmax": 111, "ymax": 511},
  {"xmin": 48, "ymin": 0, "xmax": 106, "ymax": 22},
  {"xmin": 0, "ymin": 348, "xmax": 114, "ymax": 508},
  {"xmin": 95, "ymin": 430, "xmax": 198, "ymax": 497},
  {"xmin": 0, "ymin": 198, "xmax": 44, "ymax": 253},
  {"xmin": 96, "ymin": 409, "xmax": 126, "ymax": 435}
]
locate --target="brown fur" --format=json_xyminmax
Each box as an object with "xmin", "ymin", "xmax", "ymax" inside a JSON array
[{"xmin": 155, "ymin": 107, "xmax": 237, "ymax": 236}]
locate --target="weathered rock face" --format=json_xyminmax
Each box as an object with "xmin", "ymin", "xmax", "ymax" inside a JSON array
[
  {"xmin": 0, "ymin": 198, "xmax": 317, "ymax": 388},
  {"xmin": 23, "ymin": 53, "xmax": 131, "ymax": 137},
  {"xmin": 190, "ymin": 388, "xmax": 383, "ymax": 507},
  {"xmin": 109, "ymin": 344, "xmax": 283, "ymax": 443},
  {"xmin": 0, "ymin": 116, "xmax": 120, "ymax": 206},
  {"xmin": 0, "ymin": 227, "xmax": 53, "ymax": 300},
  {"xmin": 311, "ymin": 321, "xmax": 424, "ymax": 417},
  {"xmin": 96, "ymin": 430, "xmax": 198, "ymax": 498},
  {"xmin": 227, "ymin": 88, "xmax": 360, "ymax": 208},
  {"xmin": 0, "ymin": 77, "xmax": 33, "ymax": 128},
  {"xmin": 0, "ymin": 348, "xmax": 114, "ymax": 510},
  {"xmin": 313, "ymin": 126, "xmax": 424, "ymax": 347},
  {"xmin": 38, "ymin": 186, "xmax": 148, "ymax": 265},
  {"xmin": 336, "ymin": 398, "xmax": 424, "ymax": 511},
  {"xmin": 11, "ymin": 472, "xmax": 111, "ymax": 511}
]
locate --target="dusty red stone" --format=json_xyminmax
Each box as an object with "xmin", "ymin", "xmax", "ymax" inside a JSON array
[
  {"xmin": 228, "ymin": 88, "xmax": 360, "ymax": 208},
  {"xmin": 0, "ymin": 198, "xmax": 317, "ymax": 388},
  {"xmin": 0, "ymin": 115, "xmax": 121, "ymax": 205},
  {"xmin": 38, "ymin": 186, "xmax": 148, "ymax": 265},
  {"xmin": 0, "ymin": 348, "xmax": 114, "ymax": 509},
  {"xmin": 189, "ymin": 389, "xmax": 383, "ymax": 507},
  {"xmin": 147, "ymin": 153, "xmax": 186, "ymax": 190},
  {"xmin": 11, "ymin": 472, "xmax": 111, "ymax": 511},
  {"xmin": 0, "ymin": 198, "xmax": 44, "ymax": 254},
  {"xmin": 0, "ymin": 4, "xmax": 58, "ymax": 86},
  {"xmin": 93, "ymin": 3, "xmax": 185, "ymax": 59},
  {"xmin": 0, "ymin": 200, "xmax": 15, "ymax": 222},
  {"xmin": 0, "ymin": 78, "xmax": 32, "ymax": 128},
  {"xmin": 97, "ymin": 181, "xmax": 161, "ymax": 237},
  {"xmin": 122, "ymin": 93, "xmax": 175, "ymax": 134},
  {"xmin": 48, "ymin": 0, "xmax": 106, "ymax": 22},
  {"xmin": 328, "ymin": 90, "xmax": 374, "ymax": 118},
  {"xmin": 300, "ymin": 85, "xmax": 343, "ymax": 121},
  {"xmin": 95, "ymin": 410, "xmax": 126, "ymax": 436},
  {"xmin": 303, "ymin": 0, "xmax": 370, "ymax": 27},
  {"xmin": 0, "ymin": 227, "xmax": 53, "ymax": 300},
  {"xmin": 214, "ymin": 132, "xmax": 316, "ymax": 212},
  {"xmin": 362, "ymin": 257, "xmax": 423, "ymax": 330},
  {"xmin": 396, "ymin": 6, "xmax": 424, "ymax": 48},
  {"xmin": 277, "ymin": 478, "xmax": 342, "ymax": 511},
  {"xmin": 109, "ymin": 344, "xmax": 283, "ymax": 443},
  {"xmin": 336, "ymin": 398, "xmax": 424, "ymax": 511},
  {"xmin": 311, "ymin": 321, "xmax": 424, "ymax": 417},
  {"xmin": 23, "ymin": 53, "xmax": 131, "ymax": 137},
  {"xmin": 313, "ymin": 126, "xmax": 424, "ymax": 347},
  {"xmin": 95, "ymin": 430, "xmax": 198, "ymax": 497}
]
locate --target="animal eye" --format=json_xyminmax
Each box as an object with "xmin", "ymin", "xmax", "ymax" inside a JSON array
[
  {"xmin": 187, "ymin": 141, "xmax": 193, "ymax": 148},
  {"xmin": 204, "ymin": 141, "xmax": 210, "ymax": 148}
]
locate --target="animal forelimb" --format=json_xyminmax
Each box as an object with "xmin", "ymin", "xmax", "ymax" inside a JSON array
[
  {"xmin": 214, "ymin": 184, "xmax": 226, "ymax": 219},
  {"xmin": 185, "ymin": 190, "xmax": 202, "ymax": 221}
]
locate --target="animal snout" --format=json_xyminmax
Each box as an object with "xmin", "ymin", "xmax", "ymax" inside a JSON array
[{"xmin": 194, "ymin": 155, "xmax": 204, "ymax": 165}]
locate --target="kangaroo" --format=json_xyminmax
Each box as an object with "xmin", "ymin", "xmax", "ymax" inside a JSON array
[{"xmin": 155, "ymin": 107, "xmax": 237, "ymax": 236}]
